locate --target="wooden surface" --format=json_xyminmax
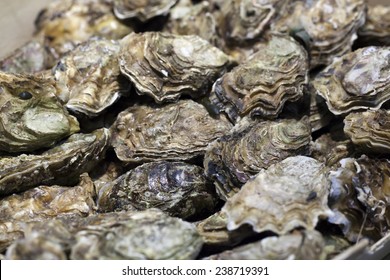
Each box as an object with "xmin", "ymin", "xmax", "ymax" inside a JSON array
[{"xmin": 0, "ymin": 0, "xmax": 388, "ymax": 58}]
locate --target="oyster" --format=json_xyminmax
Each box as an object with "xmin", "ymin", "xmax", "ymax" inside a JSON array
[
  {"xmin": 358, "ymin": 5, "xmax": 390, "ymax": 46},
  {"xmin": 308, "ymin": 84, "xmax": 334, "ymax": 132},
  {"xmin": 53, "ymin": 38, "xmax": 127, "ymax": 117},
  {"xmin": 0, "ymin": 72, "xmax": 80, "ymax": 153},
  {"xmin": 111, "ymin": 99, "xmax": 232, "ymax": 163},
  {"xmin": 209, "ymin": 35, "xmax": 308, "ymax": 122},
  {"xmin": 328, "ymin": 156, "xmax": 390, "ymax": 242},
  {"xmin": 204, "ymin": 117, "xmax": 312, "ymax": 200},
  {"xmin": 113, "ymin": 0, "xmax": 179, "ymax": 21},
  {"xmin": 205, "ymin": 230, "xmax": 324, "ymax": 260},
  {"xmin": 0, "ymin": 174, "xmax": 96, "ymax": 222},
  {"xmin": 35, "ymin": 0, "xmax": 132, "ymax": 61},
  {"xmin": 313, "ymin": 46, "xmax": 390, "ymax": 115},
  {"xmin": 0, "ymin": 128, "xmax": 109, "ymax": 196},
  {"xmin": 344, "ymin": 109, "xmax": 390, "ymax": 154},
  {"xmin": 119, "ymin": 32, "xmax": 233, "ymax": 103},
  {"xmin": 223, "ymin": 156, "xmax": 332, "ymax": 234},
  {"xmin": 97, "ymin": 161, "xmax": 218, "ymax": 219},
  {"xmin": 91, "ymin": 160, "xmax": 124, "ymax": 195}
]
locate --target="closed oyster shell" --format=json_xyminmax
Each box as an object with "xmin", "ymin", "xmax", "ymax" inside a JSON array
[
  {"xmin": 119, "ymin": 32, "xmax": 233, "ymax": 103},
  {"xmin": 209, "ymin": 35, "xmax": 308, "ymax": 122},
  {"xmin": 223, "ymin": 156, "xmax": 332, "ymax": 234},
  {"xmin": 344, "ymin": 109, "xmax": 390, "ymax": 154},
  {"xmin": 53, "ymin": 38, "xmax": 127, "ymax": 117},
  {"xmin": 113, "ymin": 0, "xmax": 179, "ymax": 21},
  {"xmin": 97, "ymin": 161, "xmax": 218, "ymax": 219},
  {"xmin": 0, "ymin": 128, "xmax": 109, "ymax": 196},
  {"xmin": 313, "ymin": 46, "xmax": 390, "ymax": 115},
  {"xmin": 328, "ymin": 156, "xmax": 390, "ymax": 242},
  {"xmin": 111, "ymin": 99, "xmax": 232, "ymax": 163},
  {"xmin": 358, "ymin": 5, "xmax": 390, "ymax": 46},
  {"xmin": 205, "ymin": 230, "xmax": 324, "ymax": 260},
  {"xmin": 204, "ymin": 117, "xmax": 312, "ymax": 200},
  {"xmin": 0, "ymin": 72, "xmax": 80, "ymax": 153}
]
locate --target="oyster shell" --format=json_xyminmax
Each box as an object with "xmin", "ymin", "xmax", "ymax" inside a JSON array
[
  {"xmin": 53, "ymin": 38, "xmax": 127, "ymax": 117},
  {"xmin": 111, "ymin": 99, "xmax": 232, "ymax": 163},
  {"xmin": 344, "ymin": 109, "xmax": 390, "ymax": 154},
  {"xmin": 0, "ymin": 128, "xmax": 109, "ymax": 196},
  {"xmin": 208, "ymin": 35, "xmax": 308, "ymax": 122},
  {"xmin": 313, "ymin": 46, "xmax": 390, "ymax": 115},
  {"xmin": 35, "ymin": 0, "xmax": 132, "ymax": 61},
  {"xmin": 113, "ymin": 0, "xmax": 179, "ymax": 21},
  {"xmin": 308, "ymin": 84, "xmax": 334, "ymax": 132},
  {"xmin": 223, "ymin": 156, "xmax": 332, "ymax": 234},
  {"xmin": 97, "ymin": 161, "xmax": 218, "ymax": 219},
  {"xmin": 328, "ymin": 156, "xmax": 390, "ymax": 242},
  {"xmin": 0, "ymin": 72, "xmax": 80, "ymax": 153},
  {"xmin": 119, "ymin": 32, "xmax": 233, "ymax": 103},
  {"xmin": 205, "ymin": 230, "xmax": 324, "ymax": 260},
  {"xmin": 204, "ymin": 117, "xmax": 312, "ymax": 200},
  {"xmin": 358, "ymin": 5, "xmax": 390, "ymax": 46}
]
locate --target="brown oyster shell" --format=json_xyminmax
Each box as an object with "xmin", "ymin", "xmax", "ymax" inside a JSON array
[
  {"xmin": 205, "ymin": 230, "xmax": 325, "ymax": 260},
  {"xmin": 344, "ymin": 109, "xmax": 390, "ymax": 154},
  {"xmin": 97, "ymin": 161, "xmax": 218, "ymax": 219},
  {"xmin": 35, "ymin": 0, "xmax": 132, "ymax": 61},
  {"xmin": 119, "ymin": 32, "xmax": 233, "ymax": 103},
  {"xmin": 328, "ymin": 156, "xmax": 390, "ymax": 242},
  {"xmin": 111, "ymin": 99, "xmax": 233, "ymax": 163},
  {"xmin": 113, "ymin": 0, "xmax": 179, "ymax": 21},
  {"xmin": 0, "ymin": 71, "xmax": 80, "ymax": 153},
  {"xmin": 358, "ymin": 5, "xmax": 390, "ymax": 46},
  {"xmin": 209, "ymin": 35, "xmax": 308, "ymax": 122},
  {"xmin": 223, "ymin": 156, "xmax": 332, "ymax": 234},
  {"xmin": 313, "ymin": 46, "xmax": 390, "ymax": 115},
  {"xmin": 204, "ymin": 117, "xmax": 312, "ymax": 200},
  {"xmin": 53, "ymin": 38, "xmax": 127, "ymax": 117},
  {"xmin": 0, "ymin": 128, "xmax": 109, "ymax": 196}
]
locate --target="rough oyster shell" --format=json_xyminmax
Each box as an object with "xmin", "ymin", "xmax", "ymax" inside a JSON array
[
  {"xmin": 0, "ymin": 128, "xmax": 109, "ymax": 196},
  {"xmin": 344, "ymin": 109, "xmax": 390, "ymax": 154},
  {"xmin": 209, "ymin": 35, "xmax": 308, "ymax": 122},
  {"xmin": 205, "ymin": 230, "xmax": 324, "ymax": 260},
  {"xmin": 53, "ymin": 38, "xmax": 127, "ymax": 117},
  {"xmin": 0, "ymin": 71, "xmax": 80, "ymax": 153},
  {"xmin": 113, "ymin": 0, "xmax": 179, "ymax": 21},
  {"xmin": 223, "ymin": 156, "xmax": 332, "ymax": 234},
  {"xmin": 119, "ymin": 32, "xmax": 232, "ymax": 103},
  {"xmin": 328, "ymin": 156, "xmax": 390, "ymax": 242},
  {"xmin": 358, "ymin": 5, "xmax": 390, "ymax": 46},
  {"xmin": 204, "ymin": 117, "xmax": 312, "ymax": 200},
  {"xmin": 111, "ymin": 99, "xmax": 232, "ymax": 163},
  {"xmin": 97, "ymin": 161, "xmax": 218, "ymax": 219},
  {"xmin": 313, "ymin": 46, "xmax": 390, "ymax": 115}
]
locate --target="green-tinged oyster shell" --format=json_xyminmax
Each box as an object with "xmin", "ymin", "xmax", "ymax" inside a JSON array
[
  {"xmin": 204, "ymin": 117, "xmax": 312, "ymax": 200},
  {"xmin": 204, "ymin": 230, "xmax": 324, "ymax": 260},
  {"xmin": 0, "ymin": 128, "xmax": 109, "ymax": 196},
  {"xmin": 111, "ymin": 99, "xmax": 232, "ymax": 163},
  {"xmin": 0, "ymin": 71, "xmax": 80, "ymax": 153},
  {"xmin": 223, "ymin": 156, "xmax": 332, "ymax": 234},
  {"xmin": 313, "ymin": 46, "xmax": 390, "ymax": 115},
  {"xmin": 119, "ymin": 32, "xmax": 233, "ymax": 103},
  {"xmin": 53, "ymin": 38, "xmax": 128, "ymax": 117},
  {"xmin": 97, "ymin": 161, "xmax": 218, "ymax": 219},
  {"xmin": 114, "ymin": 0, "xmax": 179, "ymax": 21}
]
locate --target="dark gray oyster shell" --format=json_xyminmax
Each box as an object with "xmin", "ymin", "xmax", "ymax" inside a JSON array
[
  {"xmin": 204, "ymin": 117, "xmax": 312, "ymax": 200},
  {"xmin": 0, "ymin": 128, "xmax": 109, "ymax": 196},
  {"xmin": 223, "ymin": 156, "xmax": 332, "ymax": 234},
  {"xmin": 328, "ymin": 156, "xmax": 390, "ymax": 242},
  {"xmin": 313, "ymin": 46, "xmax": 390, "ymax": 115},
  {"xmin": 119, "ymin": 32, "xmax": 233, "ymax": 103},
  {"xmin": 113, "ymin": 0, "xmax": 179, "ymax": 21},
  {"xmin": 111, "ymin": 99, "xmax": 232, "ymax": 163},
  {"xmin": 209, "ymin": 35, "xmax": 308, "ymax": 122},
  {"xmin": 97, "ymin": 161, "xmax": 218, "ymax": 219},
  {"xmin": 205, "ymin": 230, "xmax": 325, "ymax": 260},
  {"xmin": 53, "ymin": 38, "xmax": 127, "ymax": 117},
  {"xmin": 0, "ymin": 71, "xmax": 80, "ymax": 153}
]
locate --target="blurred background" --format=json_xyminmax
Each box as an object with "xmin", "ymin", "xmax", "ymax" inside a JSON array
[{"xmin": 0, "ymin": 0, "xmax": 388, "ymax": 58}]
